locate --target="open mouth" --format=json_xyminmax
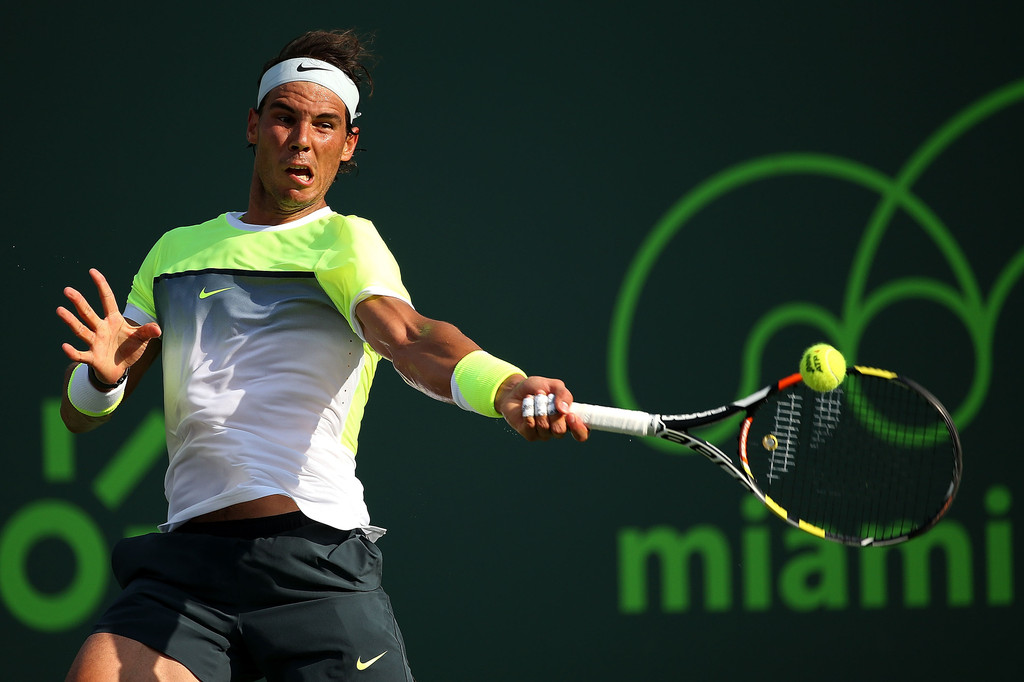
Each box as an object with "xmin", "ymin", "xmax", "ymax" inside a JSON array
[{"xmin": 286, "ymin": 165, "xmax": 314, "ymax": 185}]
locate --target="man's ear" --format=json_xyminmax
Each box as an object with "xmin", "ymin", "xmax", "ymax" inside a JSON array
[
  {"xmin": 246, "ymin": 108, "xmax": 260, "ymax": 145},
  {"xmin": 342, "ymin": 126, "xmax": 360, "ymax": 161}
]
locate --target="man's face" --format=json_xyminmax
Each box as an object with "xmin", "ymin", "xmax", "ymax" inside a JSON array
[{"xmin": 246, "ymin": 81, "xmax": 358, "ymax": 221}]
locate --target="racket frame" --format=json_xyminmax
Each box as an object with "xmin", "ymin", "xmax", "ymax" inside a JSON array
[{"xmin": 568, "ymin": 367, "xmax": 962, "ymax": 547}]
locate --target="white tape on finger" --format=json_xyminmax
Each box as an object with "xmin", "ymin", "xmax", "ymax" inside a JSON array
[
  {"xmin": 535, "ymin": 393, "xmax": 549, "ymax": 417},
  {"xmin": 521, "ymin": 393, "xmax": 559, "ymax": 418}
]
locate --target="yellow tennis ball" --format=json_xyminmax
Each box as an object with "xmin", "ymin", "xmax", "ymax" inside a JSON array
[{"xmin": 800, "ymin": 343, "xmax": 847, "ymax": 392}]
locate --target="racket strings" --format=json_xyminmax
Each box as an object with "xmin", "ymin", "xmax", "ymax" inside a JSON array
[
  {"xmin": 767, "ymin": 393, "xmax": 801, "ymax": 480},
  {"xmin": 854, "ymin": 378, "xmax": 950, "ymax": 540},
  {"xmin": 746, "ymin": 374, "xmax": 957, "ymax": 544},
  {"xmin": 812, "ymin": 389, "xmax": 846, "ymax": 535}
]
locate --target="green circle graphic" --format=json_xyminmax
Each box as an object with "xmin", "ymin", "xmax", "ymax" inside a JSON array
[
  {"xmin": 0, "ymin": 499, "xmax": 109, "ymax": 632},
  {"xmin": 609, "ymin": 79, "xmax": 1024, "ymax": 451}
]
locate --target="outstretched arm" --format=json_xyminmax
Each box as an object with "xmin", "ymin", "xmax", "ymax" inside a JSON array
[
  {"xmin": 57, "ymin": 268, "xmax": 162, "ymax": 433},
  {"xmin": 355, "ymin": 295, "xmax": 587, "ymax": 442}
]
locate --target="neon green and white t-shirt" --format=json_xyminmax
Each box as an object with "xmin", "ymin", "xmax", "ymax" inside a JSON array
[{"xmin": 123, "ymin": 207, "xmax": 411, "ymax": 534}]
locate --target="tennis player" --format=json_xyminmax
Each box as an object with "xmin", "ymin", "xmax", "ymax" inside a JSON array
[{"xmin": 58, "ymin": 29, "xmax": 588, "ymax": 681}]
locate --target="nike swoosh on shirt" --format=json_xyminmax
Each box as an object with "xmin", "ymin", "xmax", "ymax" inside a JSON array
[
  {"xmin": 356, "ymin": 651, "xmax": 387, "ymax": 671},
  {"xmin": 198, "ymin": 287, "xmax": 233, "ymax": 299}
]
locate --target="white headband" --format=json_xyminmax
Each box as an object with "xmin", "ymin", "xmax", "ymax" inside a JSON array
[{"xmin": 257, "ymin": 57, "xmax": 361, "ymax": 123}]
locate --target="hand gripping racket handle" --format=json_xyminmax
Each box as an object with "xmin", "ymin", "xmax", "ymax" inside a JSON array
[{"xmin": 569, "ymin": 403, "xmax": 659, "ymax": 437}]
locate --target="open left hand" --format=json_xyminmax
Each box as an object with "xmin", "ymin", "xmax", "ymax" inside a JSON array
[{"xmin": 57, "ymin": 268, "xmax": 162, "ymax": 384}]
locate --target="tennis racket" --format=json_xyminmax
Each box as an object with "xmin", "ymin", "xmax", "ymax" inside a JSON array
[{"xmin": 528, "ymin": 366, "xmax": 962, "ymax": 547}]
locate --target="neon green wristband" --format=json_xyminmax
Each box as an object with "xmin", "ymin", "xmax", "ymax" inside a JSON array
[{"xmin": 451, "ymin": 350, "xmax": 525, "ymax": 418}]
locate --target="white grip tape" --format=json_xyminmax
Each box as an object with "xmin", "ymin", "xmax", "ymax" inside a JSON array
[{"xmin": 567, "ymin": 403, "xmax": 657, "ymax": 437}]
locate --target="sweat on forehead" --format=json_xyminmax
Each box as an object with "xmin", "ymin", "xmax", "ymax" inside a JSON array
[{"xmin": 257, "ymin": 58, "xmax": 361, "ymax": 123}]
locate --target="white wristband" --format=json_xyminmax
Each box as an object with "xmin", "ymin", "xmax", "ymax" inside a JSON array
[{"xmin": 67, "ymin": 363, "xmax": 126, "ymax": 417}]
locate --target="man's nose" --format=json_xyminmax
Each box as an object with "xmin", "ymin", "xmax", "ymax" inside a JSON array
[{"xmin": 289, "ymin": 122, "xmax": 311, "ymax": 151}]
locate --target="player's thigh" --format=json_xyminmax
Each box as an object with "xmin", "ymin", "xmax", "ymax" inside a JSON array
[{"xmin": 66, "ymin": 632, "xmax": 200, "ymax": 682}]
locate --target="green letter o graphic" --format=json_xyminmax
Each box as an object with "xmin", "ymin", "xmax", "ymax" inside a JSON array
[{"xmin": 0, "ymin": 499, "xmax": 108, "ymax": 631}]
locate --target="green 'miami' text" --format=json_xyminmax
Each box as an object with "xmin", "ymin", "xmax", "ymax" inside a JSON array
[{"xmin": 618, "ymin": 487, "xmax": 1013, "ymax": 612}]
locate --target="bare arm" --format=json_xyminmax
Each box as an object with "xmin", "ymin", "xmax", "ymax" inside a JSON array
[
  {"xmin": 355, "ymin": 296, "xmax": 587, "ymax": 442},
  {"xmin": 57, "ymin": 268, "xmax": 163, "ymax": 433}
]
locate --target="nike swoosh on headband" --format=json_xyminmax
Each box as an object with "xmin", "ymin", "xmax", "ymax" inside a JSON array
[{"xmin": 257, "ymin": 57, "xmax": 361, "ymax": 123}]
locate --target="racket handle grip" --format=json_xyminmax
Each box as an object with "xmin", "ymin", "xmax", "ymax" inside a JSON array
[{"xmin": 569, "ymin": 403, "xmax": 658, "ymax": 437}]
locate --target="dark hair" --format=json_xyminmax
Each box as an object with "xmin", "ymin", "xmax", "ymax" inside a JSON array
[{"xmin": 256, "ymin": 29, "xmax": 374, "ymax": 173}]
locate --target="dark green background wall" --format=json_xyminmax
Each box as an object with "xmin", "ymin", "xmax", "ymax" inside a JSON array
[{"xmin": 2, "ymin": 2, "xmax": 1020, "ymax": 679}]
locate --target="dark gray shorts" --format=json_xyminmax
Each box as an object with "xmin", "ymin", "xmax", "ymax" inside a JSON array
[{"xmin": 93, "ymin": 513, "xmax": 414, "ymax": 682}]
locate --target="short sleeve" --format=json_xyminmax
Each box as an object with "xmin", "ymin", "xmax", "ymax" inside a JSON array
[{"xmin": 314, "ymin": 215, "xmax": 412, "ymax": 340}]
